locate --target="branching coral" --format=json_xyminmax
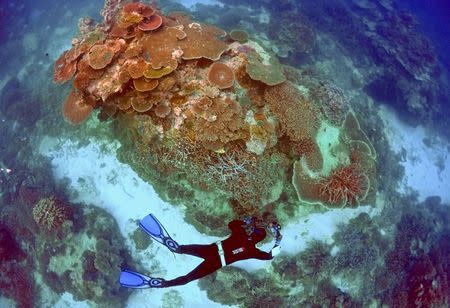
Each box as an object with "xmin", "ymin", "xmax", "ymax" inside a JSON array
[{"xmin": 32, "ymin": 196, "xmax": 73, "ymax": 231}]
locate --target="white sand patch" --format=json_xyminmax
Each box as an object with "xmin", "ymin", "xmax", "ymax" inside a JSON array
[
  {"xmin": 53, "ymin": 292, "xmax": 91, "ymax": 308},
  {"xmin": 379, "ymin": 105, "xmax": 450, "ymax": 202}
]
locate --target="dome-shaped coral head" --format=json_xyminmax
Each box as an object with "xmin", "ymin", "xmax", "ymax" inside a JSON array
[
  {"xmin": 88, "ymin": 44, "xmax": 115, "ymax": 70},
  {"xmin": 319, "ymin": 165, "xmax": 369, "ymax": 207},
  {"xmin": 138, "ymin": 14, "xmax": 163, "ymax": 31},
  {"xmin": 53, "ymin": 50, "xmax": 77, "ymax": 84},
  {"xmin": 62, "ymin": 90, "xmax": 94, "ymax": 125},
  {"xmin": 33, "ymin": 196, "xmax": 73, "ymax": 231},
  {"xmin": 207, "ymin": 62, "xmax": 235, "ymax": 89}
]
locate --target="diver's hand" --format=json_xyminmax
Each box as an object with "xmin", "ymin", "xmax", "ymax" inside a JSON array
[{"xmin": 271, "ymin": 245, "xmax": 281, "ymax": 257}]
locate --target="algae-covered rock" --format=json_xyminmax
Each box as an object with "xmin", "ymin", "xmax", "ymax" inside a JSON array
[
  {"xmin": 131, "ymin": 226, "xmax": 152, "ymax": 250},
  {"xmin": 36, "ymin": 205, "xmax": 133, "ymax": 306}
]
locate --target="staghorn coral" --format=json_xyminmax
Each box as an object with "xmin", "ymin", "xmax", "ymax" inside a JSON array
[{"xmin": 32, "ymin": 196, "xmax": 73, "ymax": 231}]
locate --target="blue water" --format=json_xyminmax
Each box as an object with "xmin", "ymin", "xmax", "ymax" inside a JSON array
[{"xmin": 0, "ymin": 0, "xmax": 449, "ymax": 307}]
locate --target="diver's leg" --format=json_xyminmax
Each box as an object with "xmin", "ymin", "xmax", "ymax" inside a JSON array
[
  {"xmin": 177, "ymin": 243, "xmax": 216, "ymax": 258},
  {"xmin": 162, "ymin": 257, "xmax": 222, "ymax": 287}
]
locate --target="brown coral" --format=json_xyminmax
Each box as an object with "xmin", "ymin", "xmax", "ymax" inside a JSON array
[
  {"xmin": 154, "ymin": 101, "xmax": 171, "ymax": 118},
  {"xmin": 189, "ymin": 97, "xmax": 247, "ymax": 149},
  {"xmin": 264, "ymin": 81, "xmax": 319, "ymax": 142},
  {"xmin": 33, "ymin": 197, "xmax": 73, "ymax": 231},
  {"xmin": 138, "ymin": 14, "xmax": 163, "ymax": 31},
  {"xmin": 62, "ymin": 90, "xmax": 94, "ymax": 124},
  {"xmin": 88, "ymin": 44, "xmax": 115, "ymax": 69},
  {"xmin": 246, "ymin": 51, "xmax": 286, "ymax": 86},
  {"xmin": 53, "ymin": 51, "xmax": 77, "ymax": 84},
  {"xmin": 179, "ymin": 23, "xmax": 228, "ymax": 61},
  {"xmin": 230, "ymin": 29, "xmax": 249, "ymax": 43},
  {"xmin": 207, "ymin": 62, "xmax": 235, "ymax": 89},
  {"xmin": 133, "ymin": 77, "xmax": 159, "ymax": 92},
  {"xmin": 141, "ymin": 26, "xmax": 186, "ymax": 69}
]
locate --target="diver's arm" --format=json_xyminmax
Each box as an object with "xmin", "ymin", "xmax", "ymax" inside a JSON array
[{"xmin": 269, "ymin": 222, "xmax": 282, "ymax": 256}]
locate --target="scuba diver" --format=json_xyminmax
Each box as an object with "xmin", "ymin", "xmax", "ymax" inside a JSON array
[{"xmin": 120, "ymin": 214, "xmax": 282, "ymax": 288}]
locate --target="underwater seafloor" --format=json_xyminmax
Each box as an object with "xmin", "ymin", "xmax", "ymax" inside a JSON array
[{"xmin": 0, "ymin": 0, "xmax": 449, "ymax": 307}]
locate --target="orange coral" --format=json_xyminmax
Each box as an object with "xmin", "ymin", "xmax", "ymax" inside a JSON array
[
  {"xmin": 264, "ymin": 81, "xmax": 319, "ymax": 142},
  {"xmin": 141, "ymin": 26, "xmax": 186, "ymax": 69},
  {"xmin": 62, "ymin": 90, "xmax": 94, "ymax": 124},
  {"xmin": 179, "ymin": 23, "xmax": 228, "ymax": 61},
  {"xmin": 133, "ymin": 77, "xmax": 159, "ymax": 92},
  {"xmin": 88, "ymin": 44, "xmax": 115, "ymax": 69},
  {"xmin": 138, "ymin": 14, "xmax": 163, "ymax": 31},
  {"xmin": 53, "ymin": 51, "xmax": 77, "ymax": 84},
  {"xmin": 207, "ymin": 62, "xmax": 235, "ymax": 89}
]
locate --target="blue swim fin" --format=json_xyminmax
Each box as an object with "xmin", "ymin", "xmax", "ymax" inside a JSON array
[
  {"xmin": 139, "ymin": 214, "xmax": 180, "ymax": 253},
  {"xmin": 119, "ymin": 269, "xmax": 165, "ymax": 288}
]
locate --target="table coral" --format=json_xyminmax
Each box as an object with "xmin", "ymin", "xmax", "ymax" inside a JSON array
[{"xmin": 207, "ymin": 62, "xmax": 235, "ymax": 89}]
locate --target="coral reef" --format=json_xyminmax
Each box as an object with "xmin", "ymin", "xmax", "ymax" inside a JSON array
[{"xmin": 51, "ymin": 1, "xmax": 378, "ymax": 233}]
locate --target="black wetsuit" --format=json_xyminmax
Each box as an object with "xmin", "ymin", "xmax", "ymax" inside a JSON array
[{"xmin": 162, "ymin": 220, "xmax": 272, "ymax": 287}]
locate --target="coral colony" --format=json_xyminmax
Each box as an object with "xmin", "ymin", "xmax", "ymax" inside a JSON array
[{"xmin": 53, "ymin": 0, "xmax": 377, "ymax": 221}]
